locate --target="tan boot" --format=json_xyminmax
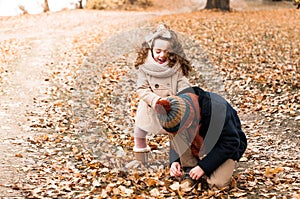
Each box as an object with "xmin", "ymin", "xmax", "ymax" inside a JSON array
[{"xmin": 133, "ymin": 146, "xmax": 151, "ymax": 164}]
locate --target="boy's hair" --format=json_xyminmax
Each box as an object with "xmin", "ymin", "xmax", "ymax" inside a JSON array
[{"xmin": 134, "ymin": 25, "xmax": 192, "ymax": 77}]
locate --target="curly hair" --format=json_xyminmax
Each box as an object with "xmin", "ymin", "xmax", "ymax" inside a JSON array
[{"xmin": 134, "ymin": 27, "xmax": 192, "ymax": 77}]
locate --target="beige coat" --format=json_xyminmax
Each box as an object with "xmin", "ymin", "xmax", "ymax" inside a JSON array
[{"xmin": 135, "ymin": 54, "xmax": 191, "ymax": 134}]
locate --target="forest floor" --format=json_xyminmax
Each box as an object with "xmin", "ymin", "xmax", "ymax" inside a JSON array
[{"xmin": 0, "ymin": 0, "xmax": 299, "ymax": 198}]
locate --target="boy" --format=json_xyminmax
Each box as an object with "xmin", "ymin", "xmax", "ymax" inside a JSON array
[{"xmin": 155, "ymin": 86, "xmax": 247, "ymax": 188}]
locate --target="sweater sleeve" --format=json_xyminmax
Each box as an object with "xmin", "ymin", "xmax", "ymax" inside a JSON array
[
  {"xmin": 197, "ymin": 106, "xmax": 242, "ymax": 177},
  {"xmin": 136, "ymin": 69, "xmax": 161, "ymax": 108}
]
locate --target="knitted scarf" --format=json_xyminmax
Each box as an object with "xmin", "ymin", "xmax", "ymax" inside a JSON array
[
  {"xmin": 168, "ymin": 93, "xmax": 204, "ymax": 158},
  {"xmin": 182, "ymin": 93, "xmax": 203, "ymax": 158},
  {"xmin": 140, "ymin": 51, "xmax": 181, "ymax": 78}
]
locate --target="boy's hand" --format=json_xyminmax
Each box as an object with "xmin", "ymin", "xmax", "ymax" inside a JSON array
[
  {"xmin": 189, "ymin": 166, "xmax": 205, "ymax": 180},
  {"xmin": 170, "ymin": 162, "xmax": 183, "ymax": 177},
  {"xmin": 155, "ymin": 98, "xmax": 171, "ymax": 114}
]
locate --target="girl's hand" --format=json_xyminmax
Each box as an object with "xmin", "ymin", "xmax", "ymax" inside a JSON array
[
  {"xmin": 170, "ymin": 162, "xmax": 183, "ymax": 177},
  {"xmin": 189, "ymin": 166, "xmax": 205, "ymax": 180}
]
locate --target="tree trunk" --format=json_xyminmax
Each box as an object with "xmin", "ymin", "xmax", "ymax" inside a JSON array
[
  {"xmin": 205, "ymin": 0, "xmax": 230, "ymax": 11},
  {"xmin": 78, "ymin": 0, "xmax": 84, "ymax": 9},
  {"xmin": 44, "ymin": 0, "xmax": 50, "ymax": 12}
]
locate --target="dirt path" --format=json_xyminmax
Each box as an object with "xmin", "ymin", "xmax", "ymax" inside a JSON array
[
  {"xmin": 0, "ymin": 36, "xmax": 57, "ymax": 197},
  {"xmin": 0, "ymin": 13, "xmax": 85, "ymax": 196},
  {"xmin": 0, "ymin": 11, "xmax": 147, "ymax": 198}
]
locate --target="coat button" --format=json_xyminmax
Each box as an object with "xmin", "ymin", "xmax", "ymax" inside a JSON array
[{"xmin": 155, "ymin": 84, "xmax": 159, "ymax": 88}]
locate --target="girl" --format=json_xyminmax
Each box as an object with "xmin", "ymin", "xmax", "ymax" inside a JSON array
[{"xmin": 133, "ymin": 24, "xmax": 192, "ymax": 162}]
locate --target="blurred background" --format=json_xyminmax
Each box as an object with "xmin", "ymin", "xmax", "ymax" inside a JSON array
[{"xmin": 0, "ymin": 0, "xmax": 296, "ymax": 16}]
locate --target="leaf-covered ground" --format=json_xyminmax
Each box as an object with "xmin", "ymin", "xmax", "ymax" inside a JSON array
[
  {"xmin": 156, "ymin": 9, "xmax": 300, "ymax": 198},
  {"xmin": 0, "ymin": 4, "xmax": 299, "ymax": 199}
]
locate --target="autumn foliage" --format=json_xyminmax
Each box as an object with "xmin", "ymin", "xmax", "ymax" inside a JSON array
[
  {"xmin": 0, "ymin": 6, "xmax": 299, "ymax": 199},
  {"xmin": 86, "ymin": 0, "xmax": 152, "ymax": 10}
]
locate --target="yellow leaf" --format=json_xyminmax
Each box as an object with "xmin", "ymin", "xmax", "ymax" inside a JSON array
[
  {"xmin": 264, "ymin": 166, "xmax": 284, "ymax": 177},
  {"xmin": 146, "ymin": 178, "xmax": 157, "ymax": 187},
  {"xmin": 15, "ymin": 153, "xmax": 23, "ymax": 158},
  {"xmin": 273, "ymin": 166, "xmax": 284, "ymax": 174}
]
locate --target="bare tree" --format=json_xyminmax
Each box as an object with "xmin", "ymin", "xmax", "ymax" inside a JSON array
[
  {"xmin": 78, "ymin": 0, "xmax": 84, "ymax": 9},
  {"xmin": 205, "ymin": 0, "xmax": 230, "ymax": 11},
  {"xmin": 44, "ymin": 0, "xmax": 50, "ymax": 12},
  {"xmin": 18, "ymin": 5, "xmax": 28, "ymax": 14}
]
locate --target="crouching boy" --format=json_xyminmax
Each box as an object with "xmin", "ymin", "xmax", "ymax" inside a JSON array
[{"xmin": 155, "ymin": 86, "xmax": 247, "ymax": 188}]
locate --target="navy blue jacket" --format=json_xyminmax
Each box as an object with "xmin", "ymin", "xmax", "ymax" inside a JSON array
[{"xmin": 170, "ymin": 86, "xmax": 247, "ymax": 177}]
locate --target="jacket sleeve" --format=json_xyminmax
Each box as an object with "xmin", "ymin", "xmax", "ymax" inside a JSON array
[
  {"xmin": 136, "ymin": 69, "xmax": 161, "ymax": 108},
  {"xmin": 197, "ymin": 105, "xmax": 242, "ymax": 177}
]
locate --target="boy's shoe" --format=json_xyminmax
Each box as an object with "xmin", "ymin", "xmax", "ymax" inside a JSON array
[
  {"xmin": 181, "ymin": 167, "xmax": 209, "ymax": 189},
  {"xmin": 181, "ymin": 167, "xmax": 198, "ymax": 188},
  {"xmin": 198, "ymin": 176, "xmax": 209, "ymax": 190},
  {"xmin": 181, "ymin": 177, "xmax": 197, "ymax": 189}
]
